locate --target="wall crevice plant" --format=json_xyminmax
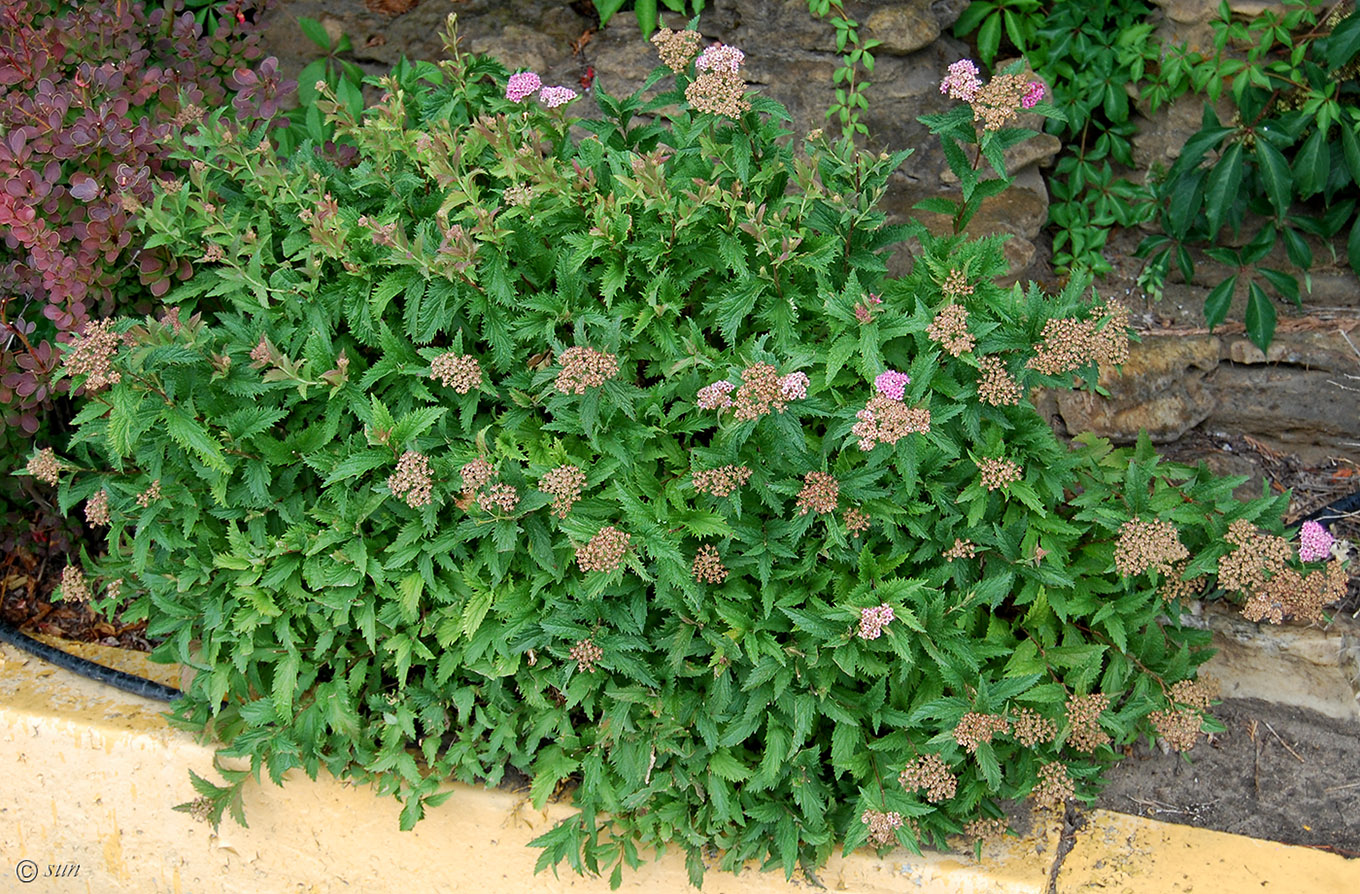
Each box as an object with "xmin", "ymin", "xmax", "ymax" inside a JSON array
[{"xmin": 26, "ymin": 14, "xmax": 1349, "ymax": 889}]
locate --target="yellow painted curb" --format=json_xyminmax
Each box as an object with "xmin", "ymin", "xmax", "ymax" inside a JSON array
[
  {"xmin": 1055, "ymin": 809, "xmax": 1355, "ymax": 892},
  {"xmin": 1, "ymin": 639, "xmax": 1059, "ymax": 893}
]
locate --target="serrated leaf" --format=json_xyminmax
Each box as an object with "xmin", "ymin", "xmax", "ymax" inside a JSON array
[{"xmin": 1202, "ymin": 275, "xmax": 1237, "ymax": 330}]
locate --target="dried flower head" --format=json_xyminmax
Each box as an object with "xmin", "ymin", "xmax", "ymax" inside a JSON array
[
  {"xmin": 506, "ymin": 71, "xmax": 542, "ymax": 102},
  {"xmin": 963, "ymin": 816, "xmax": 1010, "ymax": 842},
  {"xmin": 503, "ymin": 183, "xmax": 534, "ymax": 207},
  {"xmin": 85, "ymin": 489, "xmax": 110, "ymax": 526},
  {"xmin": 1159, "ymin": 560, "xmax": 1208, "ymax": 603},
  {"xmin": 430, "ymin": 352, "xmax": 482, "ymax": 393},
  {"xmin": 136, "ymin": 480, "xmax": 163, "ymax": 508},
  {"xmin": 540, "ymin": 464, "xmax": 587, "ymax": 517},
  {"xmin": 860, "ymin": 809, "xmax": 907, "ymax": 848},
  {"xmin": 899, "ymin": 753, "xmax": 957, "ymax": 802},
  {"xmin": 1026, "ymin": 317, "xmax": 1098, "ymax": 376},
  {"xmin": 1169, "ymin": 677, "xmax": 1217, "ymax": 712},
  {"xmin": 1114, "ymin": 517, "xmax": 1189, "ymax": 577},
  {"xmin": 857, "ymin": 603, "xmax": 895, "ymax": 640},
  {"xmin": 977, "ymin": 355, "xmax": 1021, "ymax": 406},
  {"xmin": 1065, "ymin": 693, "xmax": 1111, "ymax": 752},
  {"xmin": 852, "ymin": 396, "xmax": 931, "ymax": 451},
  {"xmin": 732, "ymin": 363, "xmax": 789, "ymax": 421},
  {"xmin": 944, "ymin": 538, "xmax": 976, "ymax": 560},
  {"xmin": 556, "ymin": 347, "xmax": 619, "ymax": 394},
  {"xmin": 844, "ymin": 507, "xmax": 871, "ymax": 538},
  {"xmin": 927, "ymin": 304, "xmax": 975, "ymax": 357},
  {"xmin": 795, "ymin": 471, "xmax": 839, "ymax": 516},
  {"xmin": 461, "ymin": 458, "xmax": 497, "ymax": 493},
  {"xmin": 570, "ymin": 638, "xmax": 604, "ymax": 673},
  {"xmin": 953, "ymin": 712, "xmax": 1010, "ymax": 752},
  {"xmin": 26, "ymin": 448, "xmax": 62, "ymax": 485},
  {"xmin": 685, "ymin": 65, "xmax": 750, "ymax": 118},
  {"xmin": 577, "ymin": 526, "xmax": 632, "ymax": 573},
  {"xmin": 64, "ymin": 318, "xmax": 123, "ymax": 392},
  {"xmin": 693, "ymin": 465, "xmax": 752, "ymax": 497},
  {"xmin": 1031, "ymin": 762, "xmax": 1074, "ymax": 810},
  {"xmin": 942, "ymin": 269, "xmax": 973, "ymax": 298},
  {"xmin": 972, "ymin": 72, "xmax": 1028, "ymax": 130},
  {"xmin": 652, "ymin": 27, "xmax": 703, "ymax": 72},
  {"xmin": 60, "ymin": 565, "xmax": 90, "ymax": 604},
  {"xmin": 1011, "ymin": 708, "xmax": 1057, "ymax": 747},
  {"xmin": 477, "ymin": 482, "xmax": 520, "ymax": 514},
  {"xmin": 105, "ymin": 578, "xmax": 123, "ymax": 602},
  {"xmin": 1150, "ymin": 707, "xmax": 1203, "ymax": 752},
  {"xmin": 977, "ymin": 457, "xmax": 1022, "ymax": 491},
  {"xmin": 692, "ymin": 544, "xmax": 728, "ymax": 584},
  {"xmin": 388, "ymin": 451, "xmax": 435, "ymax": 508}
]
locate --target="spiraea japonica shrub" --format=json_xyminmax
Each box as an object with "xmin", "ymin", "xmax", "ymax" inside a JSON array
[{"xmin": 34, "ymin": 15, "xmax": 1349, "ymax": 887}]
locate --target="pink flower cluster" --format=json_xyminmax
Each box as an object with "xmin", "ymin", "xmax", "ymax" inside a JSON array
[
  {"xmin": 874, "ymin": 370, "xmax": 911, "ymax": 401},
  {"xmin": 1298, "ymin": 520, "xmax": 1335, "ymax": 562},
  {"xmin": 505, "ymin": 72, "xmax": 541, "ymax": 102},
  {"xmin": 697, "ymin": 380, "xmax": 736, "ymax": 409},
  {"xmin": 857, "ymin": 603, "xmax": 894, "ymax": 640},
  {"xmin": 779, "ymin": 371, "xmax": 810, "ymax": 400},
  {"xmin": 1022, "ymin": 81, "xmax": 1046, "ymax": 109},
  {"xmin": 505, "ymin": 71, "xmax": 579, "ymax": 108},
  {"xmin": 696, "ymin": 44, "xmax": 745, "ymax": 73},
  {"xmin": 940, "ymin": 59, "xmax": 981, "ymax": 101}
]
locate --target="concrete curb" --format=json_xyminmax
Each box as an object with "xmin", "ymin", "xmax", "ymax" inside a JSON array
[{"xmin": 1, "ymin": 638, "xmax": 1353, "ymax": 892}]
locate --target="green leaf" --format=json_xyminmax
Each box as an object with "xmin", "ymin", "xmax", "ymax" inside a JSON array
[
  {"xmin": 1256, "ymin": 267, "xmax": 1301, "ymax": 307},
  {"xmin": 708, "ymin": 748, "xmax": 751, "ymax": 782},
  {"xmin": 1294, "ymin": 128, "xmax": 1330, "ymax": 199},
  {"xmin": 165, "ymin": 406, "xmax": 229, "ymax": 472},
  {"xmin": 1326, "ymin": 12, "xmax": 1360, "ymax": 71},
  {"xmin": 297, "ymin": 16, "xmax": 332, "ymax": 52},
  {"xmin": 978, "ymin": 13, "xmax": 1001, "ymax": 66},
  {"xmin": 1340, "ymin": 120, "xmax": 1360, "ymax": 184},
  {"xmin": 1202, "ymin": 141, "xmax": 1242, "ymax": 237},
  {"xmin": 1202, "ymin": 275, "xmax": 1237, "ymax": 330},
  {"xmin": 1282, "ymin": 227, "xmax": 1313, "ymax": 270},
  {"xmin": 1244, "ymin": 280, "xmax": 1277, "ymax": 352}
]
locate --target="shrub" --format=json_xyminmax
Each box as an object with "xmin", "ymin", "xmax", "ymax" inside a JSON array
[
  {"xmin": 35, "ymin": 15, "xmax": 1347, "ymax": 887},
  {"xmin": 0, "ymin": 0, "xmax": 282, "ymax": 552}
]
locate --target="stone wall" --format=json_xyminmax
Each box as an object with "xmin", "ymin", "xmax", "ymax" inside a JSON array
[{"xmin": 257, "ymin": 0, "xmax": 1359, "ymax": 464}]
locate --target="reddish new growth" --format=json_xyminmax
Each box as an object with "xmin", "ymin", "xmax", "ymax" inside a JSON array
[
  {"xmin": 944, "ymin": 538, "xmax": 976, "ymax": 560},
  {"xmin": 795, "ymin": 471, "xmax": 839, "ymax": 516},
  {"xmin": 1114, "ymin": 517, "xmax": 1189, "ymax": 577},
  {"xmin": 1031, "ymin": 762, "xmax": 1074, "ymax": 810},
  {"xmin": 692, "ymin": 544, "xmax": 728, "ymax": 584},
  {"xmin": 26, "ymin": 448, "xmax": 62, "ymax": 485},
  {"xmin": 977, "ymin": 457, "xmax": 1021, "ymax": 491},
  {"xmin": 860, "ymin": 809, "xmax": 908, "ymax": 847},
  {"xmin": 60, "ymin": 565, "xmax": 90, "ymax": 604},
  {"xmin": 85, "ymin": 489, "xmax": 110, "ymax": 526},
  {"xmin": 577, "ymin": 526, "xmax": 631, "ymax": 573},
  {"xmin": 977, "ymin": 356, "xmax": 1021, "ymax": 406},
  {"xmin": 852, "ymin": 396, "xmax": 931, "ymax": 451},
  {"xmin": 388, "ymin": 451, "xmax": 434, "ymax": 508},
  {"xmin": 540, "ymin": 465, "xmax": 587, "ymax": 517},
  {"xmin": 555, "ymin": 347, "xmax": 619, "ymax": 394},
  {"xmin": 953, "ymin": 712, "xmax": 1009, "ymax": 752},
  {"xmin": 64, "ymin": 318, "xmax": 123, "ymax": 392},
  {"xmin": 693, "ymin": 465, "xmax": 752, "ymax": 497},
  {"xmin": 430, "ymin": 352, "xmax": 482, "ymax": 393},
  {"xmin": 1065, "ymin": 692, "xmax": 1111, "ymax": 752},
  {"xmin": 844, "ymin": 507, "xmax": 871, "ymax": 538},
  {"xmin": 899, "ymin": 753, "xmax": 957, "ymax": 802},
  {"xmin": 1011, "ymin": 708, "xmax": 1057, "ymax": 747},
  {"xmin": 570, "ymin": 638, "xmax": 604, "ymax": 673}
]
